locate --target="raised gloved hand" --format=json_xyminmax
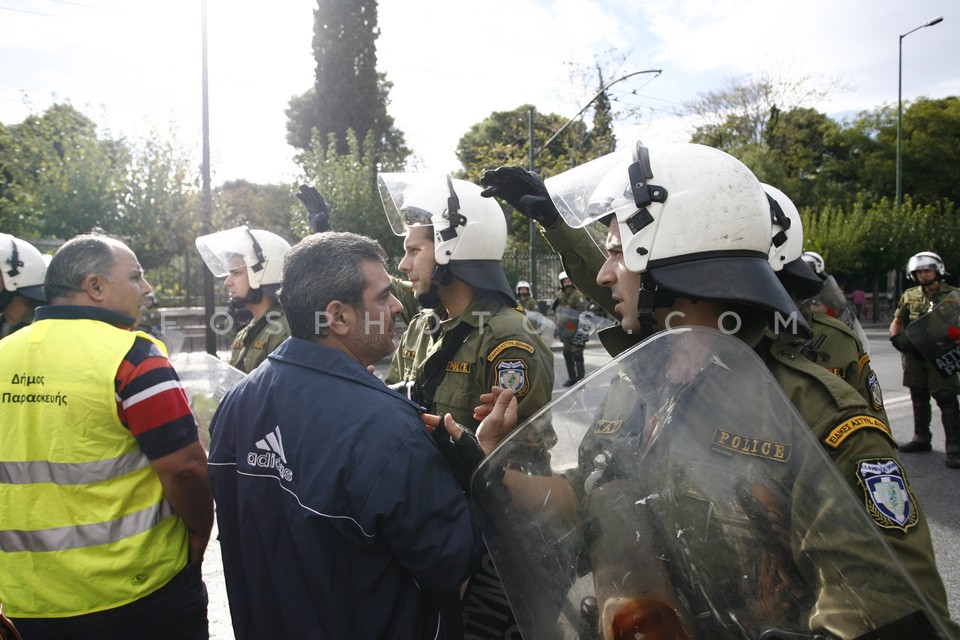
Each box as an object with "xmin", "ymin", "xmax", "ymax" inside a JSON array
[
  {"xmin": 296, "ymin": 184, "xmax": 331, "ymax": 233},
  {"xmin": 480, "ymin": 166, "xmax": 561, "ymax": 228}
]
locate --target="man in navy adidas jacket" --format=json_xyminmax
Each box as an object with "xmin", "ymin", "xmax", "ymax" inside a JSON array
[{"xmin": 208, "ymin": 232, "xmax": 482, "ymax": 639}]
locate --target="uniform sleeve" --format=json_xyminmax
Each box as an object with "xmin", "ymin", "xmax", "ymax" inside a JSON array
[
  {"xmin": 816, "ymin": 420, "xmax": 954, "ymax": 629},
  {"xmin": 482, "ymin": 333, "xmax": 554, "ymax": 425},
  {"xmin": 116, "ymin": 336, "xmax": 200, "ymax": 459},
  {"xmin": 542, "ymin": 223, "xmax": 616, "ymax": 316},
  {"xmin": 360, "ymin": 424, "xmax": 482, "ymax": 595}
]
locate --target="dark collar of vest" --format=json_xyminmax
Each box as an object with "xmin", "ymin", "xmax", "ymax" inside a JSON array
[{"xmin": 34, "ymin": 304, "xmax": 137, "ymax": 330}]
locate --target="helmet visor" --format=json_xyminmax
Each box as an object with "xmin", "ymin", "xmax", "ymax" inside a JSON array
[
  {"xmin": 378, "ymin": 172, "xmax": 455, "ymax": 235},
  {"xmin": 195, "ymin": 226, "xmax": 259, "ymax": 278},
  {"xmin": 545, "ymin": 149, "xmax": 634, "ymax": 229}
]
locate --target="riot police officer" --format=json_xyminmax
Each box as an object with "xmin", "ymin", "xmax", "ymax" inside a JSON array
[
  {"xmin": 516, "ymin": 279, "xmax": 538, "ymax": 312},
  {"xmin": 379, "ymin": 173, "xmax": 554, "ymax": 639},
  {"xmin": 889, "ymin": 251, "xmax": 960, "ymax": 468},
  {"xmin": 553, "ymin": 271, "xmax": 590, "ymax": 386},
  {"xmin": 195, "ymin": 225, "xmax": 291, "ymax": 373},
  {"xmin": 0, "ymin": 233, "xmax": 47, "ymax": 338},
  {"xmin": 764, "ymin": 184, "xmax": 885, "ymax": 413},
  {"xmin": 479, "ymin": 143, "xmax": 954, "ymax": 630}
]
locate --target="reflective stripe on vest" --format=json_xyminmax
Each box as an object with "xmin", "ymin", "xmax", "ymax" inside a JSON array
[{"xmin": 0, "ymin": 318, "xmax": 188, "ymax": 618}]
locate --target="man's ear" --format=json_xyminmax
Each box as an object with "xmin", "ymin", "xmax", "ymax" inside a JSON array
[
  {"xmin": 324, "ymin": 300, "xmax": 353, "ymax": 337},
  {"xmin": 82, "ymin": 274, "xmax": 105, "ymax": 301}
]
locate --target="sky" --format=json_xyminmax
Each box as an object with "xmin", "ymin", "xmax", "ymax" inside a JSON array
[{"xmin": 1, "ymin": 0, "xmax": 958, "ymax": 187}]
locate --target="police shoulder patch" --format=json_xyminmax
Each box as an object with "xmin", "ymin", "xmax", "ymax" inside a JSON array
[
  {"xmin": 855, "ymin": 457, "xmax": 918, "ymax": 532},
  {"xmin": 252, "ymin": 339, "xmax": 266, "ymax": 349},
  {"xmin": 867, "ymin": 372, "xmax": 884, "ymax": 410},
  {"xmin": 487, "ymin": 340, "xmax": 535, "ymax": 361},
  {"xmin": 495, "ymin": 359, "xmax": 529, "ymax": 396},
  {"xmin": 823, "ymin": 415, "xmax": 891, "ymax": 449},
  {"xmin": 857, "ymin": 353, "xmax": 871, "ymax": 378}
]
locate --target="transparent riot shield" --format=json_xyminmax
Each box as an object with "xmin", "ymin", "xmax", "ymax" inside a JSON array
[
  {"xmin": 172, "ymin": 352, "xmax": 246, "ymax": 450},
  {"xmin": 525, "ymin": 310, "xmax": 557, "ymax": 340},
  {"xmin": 802, "ymin": 275, "xmax": 869, "ymax": 351},
  {"xmin": 471, "ymin": 327, "xmax": 951, "ymax": 640},
  {"xmin": 905, "ymin": 291, "xmax": 960, "ymax": 378}
]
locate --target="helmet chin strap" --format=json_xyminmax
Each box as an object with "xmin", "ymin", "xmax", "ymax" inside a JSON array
[
  {"xmin": 228, "ymin": 287, "xmax": 264, "ymax": 311},
  {"xmin": 634, "ymin": 272, "xmax": 677, "ymax": 340}
]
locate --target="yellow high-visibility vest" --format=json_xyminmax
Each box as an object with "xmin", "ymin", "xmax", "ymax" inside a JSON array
[{"xmin": 0, "ymin": 318, "xmax": 188, "ymax": 617}]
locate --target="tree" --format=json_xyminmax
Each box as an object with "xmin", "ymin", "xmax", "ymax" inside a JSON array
[
  {"xmin": 114, "ymin": 128, "xmax": 201, "ymax": 271},
  {"xmin": 286, "ymin": 0, "xmax": 408, "ymax": 166},
  {"xmin": 455, "ymin": 105, "xmax": 592, "ymax": 246},
  {"xmin": 900, "ymin": 97, "xmax": 960, "ymax": 206},
  {"xmin": 0, "ymin": 103, "xmax": 125, "ymax": 238},
  {"xmin": 686, "ymin": 72, "xmax": 839, "ymax": 152}
]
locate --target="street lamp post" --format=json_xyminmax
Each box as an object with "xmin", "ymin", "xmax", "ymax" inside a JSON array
[{"xmin": 897, "ymin": 16, "xmax": 943, "ymax": 209}]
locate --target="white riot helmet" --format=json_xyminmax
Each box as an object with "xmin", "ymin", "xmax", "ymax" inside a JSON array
[
  {"xmin": 195, "ymin": 226, "xmax": 290, "ymax": 297},
  {"xmin": 0, "ymin": 233, "xmax": 47, "ymax": 303},
  {"xmin": 763, "ymin": 184, "xmax": 822, "ymax": 299},
  {"xmin": 378, "ymin": 173, "xmax": 514, "ymax": 301},
  {"xmin": 558, "ymin": 271, "xmax": 571, "ymax": 285},
  {"xmin": 801, "ymin": 251, "xmax": 825, "ymax": 275},
  {"xmin": 546, "ymin": 141, "xmax": 803, "ymax": 334},
  {"xmin": 907, "ymin": 251, "xmax": 946, "ymax": 281},
  {"xmin": 516, "ymin": 280, "xmax": 531, "ymax": 295}
]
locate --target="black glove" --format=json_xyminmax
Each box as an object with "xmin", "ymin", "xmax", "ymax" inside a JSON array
[
  {"xmin": 890, "ymin": 333, "xmax": 907, "ymax": 352},
  {"xmin": 480, "ymin": 166, "xmax": 561, "ymax": 228},
  {"xmin": 296, "ymin": 184, "xmax": 331, "ymax": 233}
]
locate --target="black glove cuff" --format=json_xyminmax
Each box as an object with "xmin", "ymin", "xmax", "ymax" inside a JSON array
[{"xmin": 890, "ymin": 334, "xmax": 904, "ymax": 352}]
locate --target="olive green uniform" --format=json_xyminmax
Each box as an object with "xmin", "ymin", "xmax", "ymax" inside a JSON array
[
  {"xmin": 895, "ymin": 282, "xmax": 960, "ymax": 394},
  {"xmin": 385, "ymin": 291, "xmax": 553, "ymax": 430},
  {"xmin": 519, "ymin": 295, "xmax": 539, "ymax": 312},
  {"xmin": 229, "ymin": 300, "xmax": 290, "ymax": 373},
  {"xmin": 539, "ymin": 222, "xmax": 955, "ymax": 626},
  {"xmin": 802, "ymin": 308, "xmax": 887, "ymax": 415}
]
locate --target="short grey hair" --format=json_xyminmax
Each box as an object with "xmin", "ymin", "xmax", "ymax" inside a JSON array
[
  {"xmin": 45, "ymin": 232, "xmax": 128, "ymax": 302},
  {"xmin": 279, "ymin": 232, "xmax": 388, "ymax": 340}
]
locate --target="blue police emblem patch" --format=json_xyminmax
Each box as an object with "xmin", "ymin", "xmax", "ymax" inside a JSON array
[
  {"xmin": 867, "ymin": 371, "xmax": 884, "ymax": 410},
  {"xmin": 496, "ymin": 359, "xmax": 528, "ymax": 396},
  {"xmin": 855, "ymin": 458, "xmax": 917, "ymax": 532}
]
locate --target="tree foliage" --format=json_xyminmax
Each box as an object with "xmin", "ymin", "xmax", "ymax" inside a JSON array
[
  {"xmin": 286, "ymin": 0, "xmax": 408, "ymax": 166},
  {"xmin": 0, "ymin": 104, "xmax": 125, "ymax": 238}
]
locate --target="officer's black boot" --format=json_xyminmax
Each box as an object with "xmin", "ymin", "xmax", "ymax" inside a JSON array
[
  {"xmin": 933, "ymin": 390, "xmax": 960, "ymax": 468},
  {"xmin": 900, "ymin": 388, "xmax": 933, "ymax": 453},
  {"xmin": 563, "ymin": 350, "xmax": 577, "ymax": 387},
  {"xmin": 574, "ymin": 352, "xmax": 586, "ymax": 382}
]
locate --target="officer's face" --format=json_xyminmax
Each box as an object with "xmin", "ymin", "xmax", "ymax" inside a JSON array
[
  {"xmin": 518, "ymin": 287, "xmax": 530, "ymax": 298},
  {"xmin": 351, "ymin": 259, "xmax": 404, "ymax": 367},
  {"xmin": 597, "ymin": 220, "xmax": 642, "ymax": 333},
  {"xmin": 224, "ymin": 256, "xmax": 251, "ymax": 299},
  {"xmin": 915, "ymin": 268, "xmax": 938, "ymax": 286},
  {"xmin": 99, "ymin": 245, "xmax": 152, "ymax": 323},
  {"xmin": 398, "ymin": 226, "xmax": 436, "ymax": 297}
]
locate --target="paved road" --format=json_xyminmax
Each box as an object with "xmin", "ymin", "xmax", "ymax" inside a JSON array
[{"xmin": 202, "ymin": 324, "xmax": 960, "ymax": 637}]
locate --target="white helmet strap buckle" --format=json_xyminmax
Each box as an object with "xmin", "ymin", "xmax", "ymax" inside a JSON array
[
  {"xmin": 243, "ymin": 226, "xmax": 266, "ymax": 274},
  {"xmin": 438, "ymin": 175, "xmax": 467, "ymax": 242},
  {"xmin": 4, "ymin": 237, "xmax": 22, "ymax": 279},
  {"xmin": 768, "ymin": 194, "xmax": 791, "ymax": 248},
  {"xmin": 625, "ymin": 141, "xmax": 667, "ymax": 237}
]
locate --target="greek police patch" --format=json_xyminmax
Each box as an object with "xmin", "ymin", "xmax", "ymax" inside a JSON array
[
  {"xmin": 867, "ymin": 371, "xmax": 884, "ymax": 410},
  {"xmin": 855, "ymin": 457, "xmax": 917, "ymax": 532},
  {"xmin": 495, "ymin": 359, "xmax": 528, "ymax": 396}
]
